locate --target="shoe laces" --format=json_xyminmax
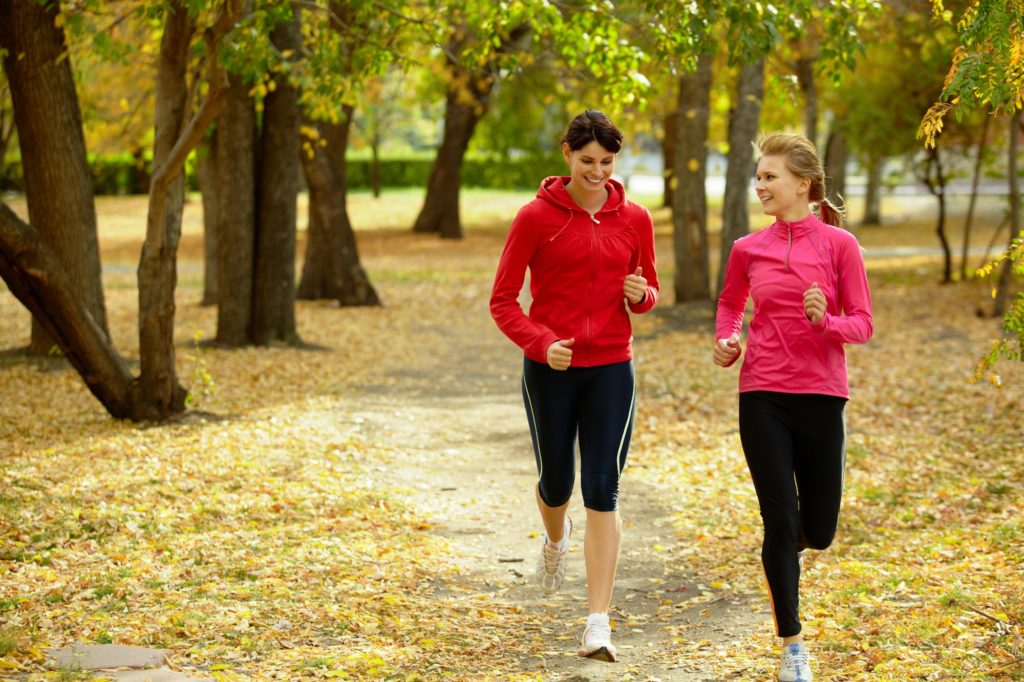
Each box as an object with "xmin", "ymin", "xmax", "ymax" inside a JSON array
[
  {"xmin": 783, "ymin": 645, "xmax": 809, "ymax": 670},
  {"xmin": 542, "ymin": 542, "xmax": 565, "ymax": 573},
  {"xmin": 585, "ymin": 620, "xmax": 611, "ymax": 645}
]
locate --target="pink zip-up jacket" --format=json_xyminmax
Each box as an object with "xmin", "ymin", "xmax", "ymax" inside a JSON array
[
  {"xmin": 490, "ymin": 176, "xmax": 659, "ymax": 367},
  {"xmin": 716, "ymin": 213, "xmax": 873, "ymax": 398}
]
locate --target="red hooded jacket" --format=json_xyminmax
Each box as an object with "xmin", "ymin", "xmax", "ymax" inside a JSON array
[{"xmin": 490, "ymin": 176, "xmax": 659, "ymax": 367}]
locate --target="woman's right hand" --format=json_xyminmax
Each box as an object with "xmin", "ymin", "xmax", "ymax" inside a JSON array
[
  {"xmin": 547, "ymin": 338, "xmax": 575, "ymax": 370},
  {"xmin": 713, "ymin": 334, "xmax": 742, "ymax": 367}
]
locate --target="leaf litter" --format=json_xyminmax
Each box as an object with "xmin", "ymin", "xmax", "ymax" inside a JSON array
[{"xmin": 0, "ymin": 212, "xmax": 1021, "ymax": 680}]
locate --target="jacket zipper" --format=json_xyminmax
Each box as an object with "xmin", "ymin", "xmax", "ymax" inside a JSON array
[{"xmin": 785, "ymin": 224, "xmax": 793, "ymax": 272}]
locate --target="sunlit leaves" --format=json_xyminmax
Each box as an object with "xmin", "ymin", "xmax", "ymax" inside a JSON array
[{"xmin": 920, "ymin": 0, "xmax": 1024, "ymax": 145}]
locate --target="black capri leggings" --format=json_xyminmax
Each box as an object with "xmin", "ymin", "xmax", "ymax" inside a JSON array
[
  {"xmin": 739, "ymin": 390, "xmax": 848, "ymax": 638},
  {"xmin": 521, "ymin": 358, "xmax": 636, "ymax": 513}
]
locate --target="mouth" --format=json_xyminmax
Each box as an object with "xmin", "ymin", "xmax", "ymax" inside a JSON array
[
  {"xmin": 584, "ymin": 176, "xmax": 605, "ymax": 186},
  {"xmin": 758, "ymin": 194, "xmax": 773, "ymax": 204}
]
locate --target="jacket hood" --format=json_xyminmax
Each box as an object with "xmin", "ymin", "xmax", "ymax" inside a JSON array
[{"xmin": 537, "ymin": 176, "xmax": 627, "ymax": 214}]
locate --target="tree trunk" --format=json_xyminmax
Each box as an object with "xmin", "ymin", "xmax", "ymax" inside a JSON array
[
  {"xmin": 961, "ymin": 111, "xmax": 991, "ymax": 281},
  {"xmin": 662, "ymin": 111, "xmax": 676, "ymax": 210},
  {"xmin": 214, "ymin": 72, "xmax": 257, "ymax": 345},
  {"xmin": 863, "ymin": 154, "xmax": 883, "ymax": 226},
  {"xmin": 196, "ymin": 129, "xmax": 219, "ymax": 306},
  {"xmin": 0, "ymin": 98, "xmax": 14, "ymax": 174},
  {"xmin": 412, "ymin": 27, "xmax": 528, "ymax": 239},
  {"xmin": 370, "ymin": 130, "xmax": 382, "ymax": 198},
  {"xmin": 922, "ymin": 144, "xmax": 952, "ymax": 284},
  {"xmin": 411, "ymin": 82, "xmax": 490, "ymax": 239},
  {"xmin": 795, "ymin": 56, "xmax": 818, "ymax": 147},
  {"xmin": 718, "ymin": 58, "xmax": 764, "ymax": 297},
  {"xmin": 298, "ymin": 106, "xmax": 380, "ymax": 306},
  {"xmin": 672, "ymin": 53, "xmax": 713, "ymax": 304},
  {"xmin": 994, "ymin": 110, "xmax": 1021, "ymax": 316},
  {"xmin": 136, "ymin": 1, "xmax": 197, "ymax": 418},
  {"xmin": 253, "ymin": 12, "xmax": 301, "ymax": 345},
  {"xmin": 0, "ymin": 204, "xmax": 135, "ymax": 416},
  {"xmin": 824, "ymin": 120, "xmax": 848, "ymax": 203},
  {"xmin": 0, "ymin": 0, "xmax": 108, "ymax": 355},
  {"xmin": 0, "ymin": 0, "xmax": 233, "ymax": 422}
]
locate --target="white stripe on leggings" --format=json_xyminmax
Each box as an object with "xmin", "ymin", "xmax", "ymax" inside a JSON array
[
  {"xmin": 522, "ymin": 374, "xmax": 542, "ymax": 479},
  {"xmin": 615, "ymin": 365, "xmax": 636, "ymax": 476}
]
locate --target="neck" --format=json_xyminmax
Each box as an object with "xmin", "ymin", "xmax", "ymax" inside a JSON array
[
  {"xmin": 777, "ymin": 209, "xmax": 812, "ymax": 223},
  {"xmin": 566, "ymin": 181, "xmax": 607, "ymax": 214}
]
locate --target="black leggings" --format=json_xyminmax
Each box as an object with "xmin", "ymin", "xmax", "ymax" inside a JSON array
[
  {"xmin": 521, "ymin": 358, "xmax": 635, "ymax": 512},
  {"xmin": 739, "ymin": 391, "xmax": 848, "ymax": 638}
]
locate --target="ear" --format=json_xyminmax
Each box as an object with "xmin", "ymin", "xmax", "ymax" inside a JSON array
[
  {"xmin": 798, "ymin": 177, "xmax": 812, "ymax": 196},
  {"xmin": 561, "ymin": 142, "xmax": 572, "ymax": 164}
]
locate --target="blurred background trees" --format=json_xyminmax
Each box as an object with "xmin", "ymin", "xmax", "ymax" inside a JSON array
[{"xmin": 0, "ymin": 0, "xmax": 1020, "ymax": 420}]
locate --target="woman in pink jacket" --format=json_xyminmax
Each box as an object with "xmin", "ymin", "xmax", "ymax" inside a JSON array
[
  {"xmin": 491, "ymin": 110, "xmax": 659, "ymax": 662},
  {"xmin": 714, "ymin": 133, "xmax": 873, "ymax": 682}
]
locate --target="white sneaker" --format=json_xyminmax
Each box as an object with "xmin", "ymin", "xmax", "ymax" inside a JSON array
[
  {"xmin": 535, "ymin": 516, "xmax": 571, "ymax": 593},
  {"xmin": 578, "ymin": 612, "xmax": 616, "ymax": 662},
  {"xmin": 779, "ymin": 642, "xmax": 812, "ymax": 681}
]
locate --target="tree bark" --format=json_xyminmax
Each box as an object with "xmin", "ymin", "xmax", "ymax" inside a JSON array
[
  {"xmin": 253, "ymin": 12, "xmax": 301, "ymax": 345},
  {"xmin": 196, "ymin": 129, "xmax": 219, "ymax": 306},
  {"xmin": 672, "ymin": 53, "xmax": 713, "ymax": 304},
  {"xmin": 0, "ymin": 0, "xmax": 108, "ymax": 354},
  {"xmin": 824, "ymin": 120, "xmax": 848, "ymax": 203},
  {"xmin": 994, "ymin": 110, "xmax": 1021, "ymax": 316},
  {"xmin": 795, "ymin": 56, "xmax": 818, "ymax": 147},
  {"xmin": 794, "ymin": 55, "xmax": 819, "ymax": 146},
  {"xmin": 412, "ymin": 27, "xmax": 529, "ymax": 239},
  {"xmin": 370, "ymin": 130, "xmax": 382, "ymax": 198},
  {"xmin": 214, "ymin": 72, "xmax": 257, "ymax": 345},
  {"xmin": 863, "ymin": 154, "xmax": 883, "ymax": 226},
  {"xmin": 961, "ymin": 111, "xmax": 991, "ymax": 281},
  {"xmin": 662, "ymin": 111, "xmax": 676, "ymax": 210},
  {"xmin": 718, "ymin": 59, "xmax": 764, "ymax": 297},
  {"xmin": 920, "ymin": 143, "xmax": 952, "ymax": 283},
  {"xmin": 0, "ymin": 204, "xmax": 135, "ymax": 417},
  {"xmin": 136, "ymin": 0, "xmax": 197, "ymax": 417},
  {"xmin": 412, "ymin": 75, "xmax": 491, "ymax": 239},
  {"xmin": 298, "ymin": 106, "xmax": 379, "ymax": 306}
]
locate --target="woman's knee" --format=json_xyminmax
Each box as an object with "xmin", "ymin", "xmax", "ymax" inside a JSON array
[
  {"xmin": 581, "ymin": 472, "xmax": 619, "ymax": 512},
  {"xmin": 538, "ymin": 476, "xmax": 573, "ymax": 509},
  {"xmin": 802, "ymin": 526, "xmax": 836, "ymax": 551}
]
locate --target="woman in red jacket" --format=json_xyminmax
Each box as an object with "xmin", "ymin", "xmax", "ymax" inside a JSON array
[
  {"xmin": 714, "ymin": 133, "xmax": 873, "ymax": 682},
  {"xmin": 490, "ymin": 110, "xmax": 659, "ymax": 662}
]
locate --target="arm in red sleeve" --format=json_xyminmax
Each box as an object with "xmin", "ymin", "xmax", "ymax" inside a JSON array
[
  {"xmin": 628, "ymin": 207, "xmax": 660, "ymax": 314},
  {"xmin": 815, "ymin": 236, "xmax": 873, "ymax": 344},
  {"xmin": 715, "ymin": 243, "xmax": 750, "ymax": 367},
  {"xmin": 490, "ymin": 208, "xmax": 559, "ymax": 359}
]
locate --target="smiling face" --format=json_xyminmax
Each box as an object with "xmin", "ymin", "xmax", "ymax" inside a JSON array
[
  {"xmin": 563, "ymin": 140, "xmax": 616, "ymax": 198},
  {"xmin": 755, "ymin": 154, "xmax": 812, "ymax": 222}
]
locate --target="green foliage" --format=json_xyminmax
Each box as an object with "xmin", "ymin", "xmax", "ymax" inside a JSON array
[
  {"xmin": 644, "ymin": 0, "xmax": 878, "ymax": 76},
  {"xmin": 1, "ymin": 152, "xmax": 561, "ymax": 195},
  {"xmin": 919, "ymin": 0, "xmax": 1024, "ymax": 147},
  {"xmin": 974, "ymin": 235, "xmax": 1024, "ymax": 385}
]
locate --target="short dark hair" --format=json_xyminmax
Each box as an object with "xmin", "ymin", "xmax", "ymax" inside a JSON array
[{"xmin": 560, "ymin": 110, "xmax": 623, "ymax": 153}]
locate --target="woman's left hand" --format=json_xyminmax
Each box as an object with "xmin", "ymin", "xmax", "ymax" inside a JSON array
[
  {"xmin": 624, "ymin": 267, "xmax": 647, "ymax": 304},
  {"xmin": 803, "ymin": 282, "xmax": 826, "ymax": 323}
]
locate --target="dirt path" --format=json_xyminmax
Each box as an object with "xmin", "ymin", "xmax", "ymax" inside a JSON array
[{"xmin": 343, "ymin": 293, "xmax": 767, "ymax": 680}]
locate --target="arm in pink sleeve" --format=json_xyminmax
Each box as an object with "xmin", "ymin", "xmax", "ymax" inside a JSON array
[
  {"xmin": 490, "ymin": 211, "xmax": 559, "ymax": 358},
  {"xmin": 716, "ymin": 243, "xmax": 750, "ymax": 341},
  {"xmin": 817, "ymin": 237, "xmax": 873, "ymax": 344},
  {"xmin": 628, "ymin": 208, "xmax": 660, "ymax": 314}
]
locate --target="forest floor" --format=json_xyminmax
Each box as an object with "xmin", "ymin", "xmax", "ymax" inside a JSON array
[{"xmin": 0, "ymin": 191, "xmax": 1022, "ymax": 681}]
